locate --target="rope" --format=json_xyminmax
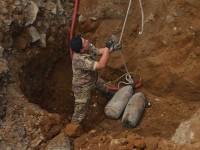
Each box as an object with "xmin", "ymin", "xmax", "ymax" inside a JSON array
[
  {"xmin": 106, "ymin": 72, "xmax": 142, "ymax": 89},
  {"xmin": 108, "ymin": 0, "xmax": 144, "ymax": 88},
  {"xmin": 138, "ymin": 0, "xmax": 144, "ymax": 35},
  {"xmin": 117, "ymin": 0, "xmax": 134, "ymax": 85}
]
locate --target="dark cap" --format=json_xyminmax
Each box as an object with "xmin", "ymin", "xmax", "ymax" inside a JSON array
[{"xmin": 70, "ymin": 36, "xmax": 83, "ymax": 53}]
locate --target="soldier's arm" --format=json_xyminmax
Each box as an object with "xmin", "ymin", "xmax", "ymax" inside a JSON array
[
  {"xmin": 98, "ymin": 47, "xmax": 113, "ymax": 55},
  {"xmin": 95, "ymin": 48, "xmax": 109, "ymax": 70}
]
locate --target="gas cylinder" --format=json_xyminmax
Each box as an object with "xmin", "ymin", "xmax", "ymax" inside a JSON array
[
  {"xmin": 122, "ymin": 92, "xmax": 146, "ymax": 128},
  {"xmin": 104, "ymin": 85, "xmax": 133, "ymax": 119}
]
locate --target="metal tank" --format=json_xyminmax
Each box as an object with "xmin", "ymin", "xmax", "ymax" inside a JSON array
[{"xmin": 104, "ymin": 85, "xmax": 133, "ymax": 119}]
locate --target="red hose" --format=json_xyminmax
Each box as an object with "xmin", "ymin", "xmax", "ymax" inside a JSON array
[
  {"xmin": 69, "ymin": 0, "xmax": 79, "ymax": 59},
  {"xmin": 107, "ymin": 82, "xmax": 142, "ymax": 91},
  {"xmin": 107, "ymin": 86, "xmax": 119, "ymax": 91}
]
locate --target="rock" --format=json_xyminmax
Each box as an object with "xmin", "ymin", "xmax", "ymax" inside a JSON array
[
  {"xmin": 25, "ymin": 1, "xmax": 39, "ymax": 26},
  {"xmin": 31, "ymin": 135, "xmax": 43, "ymax": 148},
  {"xmin": 2, "ymin": 19, "xmax": 12, "ymax": 26},
  {"xmin": 26, "ymin": 26, "xmax": 40, "ymax": 43},
  {"xmin": 90, "ymin": 17, "xmax": 97, "ymax": 21},
  {"xmin": 64, "ymin": 123, "xmax": 82, "ymax": 138},
  {"xmin": 88, "ymin": 129, "xmax": 96, "ymax": 135},
  {"xmin": 158, "ymin": 140, "xmax": 176, "ymax": 149},
  {"xmin": 134, "ymin": 139, "xmax": 146, "ymax": 149},
  {"xmin": 144, "ymin": 137, "xmax": 160, "ymax": 150},
  {"xmin": 172, "ymin": 109, "xmax": 200, "ymax": 144},
  {"xmin": 33, "ymin": 0, "xmax": 46, "ymax": 8},
  {"xmin": 0, "ymin": 58, "xmax": 8, "ymax": 73},
  {"xmin": 126, "ymin": 134, "xmax": 140, "ymax": 149},
  {"xmin": 45, "ymin": 133, "xmax": 71, "ymax": 150},
  {"xmin": 109, "ymin": 138, "xmax": 128, "ymax": 150},
  {"xmin": 78, "ymin": 15, "xmax": 86, "ymax": 23},
  {"xmin": 146, "ymin": 12, "xmax": 155, "ymax": 22},
  {"xmin": 0, "ymin": 45, "xmax": 4, "ymax": 58},
  {"xmin": 46, "ymin": 1, "xmax": 57, "ymax": 14},
  {"xmin": 57, "ymin": 0, "xmax": 64, "ymax": 15},
  {"xmin": 39, "ymin": 33, "xmax": 46, "ymax": 48},
  {"xmin": 51, "ymin": 8, "xmax": 57, "ymax": 15}
]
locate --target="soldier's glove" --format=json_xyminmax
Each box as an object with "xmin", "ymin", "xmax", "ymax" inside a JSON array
[
  {"xmin": 105, "ymin": 35, "xmax": 116, "ymax": 48},
  {"xmin": 112, "ymin": 43, "xmax": 122, "ymax": 51}
]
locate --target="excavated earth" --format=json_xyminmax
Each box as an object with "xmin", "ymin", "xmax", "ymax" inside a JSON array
[{"xmin": 1, "ymin": 0, "xmax": 200, "ymax": 150}]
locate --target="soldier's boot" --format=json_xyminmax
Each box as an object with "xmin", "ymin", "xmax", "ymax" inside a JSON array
[
  {"xmin": 106, "ymin": 89, "xmax": 117, "ymax": 97},
  {"xmin": 100, "ymin": 87, "xmax": 117, "ymax": 98}
]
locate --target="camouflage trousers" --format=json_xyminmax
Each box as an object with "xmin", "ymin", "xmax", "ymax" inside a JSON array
[{"xmin": 71, "ymin": 78, "xmax": 107, "ymax": 124}]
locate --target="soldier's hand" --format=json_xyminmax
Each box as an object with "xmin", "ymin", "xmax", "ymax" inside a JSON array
[
  {"xmin": 105, "ymin": 35, "xmax": 116, "ymax": 49},
  {"xmin": 112, "ymin": 43, "xmax": 122, "ymax": 51}
]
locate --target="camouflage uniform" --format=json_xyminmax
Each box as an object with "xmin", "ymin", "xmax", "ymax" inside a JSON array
[{"xmin": 71, "ymin": 44, "xmax": 107, "ymax": 123}]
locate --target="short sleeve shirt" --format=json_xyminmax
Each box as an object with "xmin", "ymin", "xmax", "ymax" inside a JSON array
[{"xmin": 72, "ymin": 44, "xmax": 99, "ymax": 91}]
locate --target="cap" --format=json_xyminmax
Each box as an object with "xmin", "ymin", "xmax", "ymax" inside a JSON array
[{"xmin": 70, "ymin": 36, "xmax": 83, "ymax": 53}]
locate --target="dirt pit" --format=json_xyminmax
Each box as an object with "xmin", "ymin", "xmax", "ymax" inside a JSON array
[{"xmin": 18, "ymin": 37, "xmax": 200, "ymax": 149}]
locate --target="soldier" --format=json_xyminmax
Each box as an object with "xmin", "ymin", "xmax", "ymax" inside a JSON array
[{"xmin": 65, "ymin": 35, "xmax": 121, "ymax": 137}]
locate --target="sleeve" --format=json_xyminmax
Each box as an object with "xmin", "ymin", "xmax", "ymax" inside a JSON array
[
  {"xmin": 88, "ymin": 44, "xmax": 99, "ymax": 56},
  {"xmin": 83, "ymin": 57, "xmax": 98, "ymax": 71}
]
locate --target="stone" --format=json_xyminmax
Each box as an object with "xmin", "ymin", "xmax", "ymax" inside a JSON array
[
  {"xmin": 134, "ymin": 139, "xmax": 146, "ymax": 149},
  {"xmin": 26, "ymin": 26, "xmax": 40, "ymax": 43},
  {"xmin": 57, "ymin": 0, "xmax": 64, "ymax": 15},
  {"xmin": 0, "ymin": 58, "xmax": 8, "ymax": 73},
  {"xmin": 64, "ymin": 123, "xmax": 82, "ymax": 138},
  {"xmin": 172, "ymin": 109, "xmax": 200, "ymax": 144},
  {"xmin": 45, "ymin": 133, "xmax": 71, "ymax": 150},
  {"xmin": 126, "ymin": 134, "xmax": 140, "ymax": 149},
  {"xmin": 144, "ymin": 137, "xmax": 160, "ymax": 150},
  {"xmin": 78, "ymin": 15, "xmax": 86, "ymax": 23},
  {"xmin": 109, "ymin": 138, "xmax": 128, "ymax": 150},
  {"xmin": 39, "ymin": 33, "xmax": 46, "ymax": 48},
  {"xmin": 25, "ymin": 1, "xmax": 39, "ymax": 26},
  {"xmin": 0, "ymin": 45, "xmax": 4, "ymax": 57}
]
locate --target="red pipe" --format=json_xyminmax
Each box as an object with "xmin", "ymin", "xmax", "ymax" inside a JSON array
[{"xmin": 69, "ymin": 0, "xmax": 79, "ymax": 59}]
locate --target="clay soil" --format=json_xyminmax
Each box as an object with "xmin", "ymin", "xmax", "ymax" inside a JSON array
[{"xmin": 18, "ymin": 0, "xmax": 200, "ymax": 149}]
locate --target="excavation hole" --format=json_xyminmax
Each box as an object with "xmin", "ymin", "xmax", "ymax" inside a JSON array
[{"xmin": 18, "ymin": 47, "xmax": 108, "ymax": 130}]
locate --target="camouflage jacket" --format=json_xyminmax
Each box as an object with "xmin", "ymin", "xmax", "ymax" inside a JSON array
[{"xmin": 72, "ymin": 44, "xmax": 99, "ymax": 92}]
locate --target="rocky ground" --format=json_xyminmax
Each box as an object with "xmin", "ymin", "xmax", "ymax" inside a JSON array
[{"xmin": 0, "ymin": 0, "xmax": 200, "ymax": 149}]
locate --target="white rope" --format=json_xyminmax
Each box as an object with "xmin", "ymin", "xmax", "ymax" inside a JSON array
[
  {"xmin": 117, "ymin": 0, "xmax": 134, "ymax": 85},
  {"xmin": 118, "ymin": 0, "xmax": 132, "ymax": 44},
  {"xmin": 112, "ymin": 0, "xmax": 144, "ymax": 87},
  {"xmin": 138, "ymin": 0, "xmax": 144, "ymax": 35}
]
